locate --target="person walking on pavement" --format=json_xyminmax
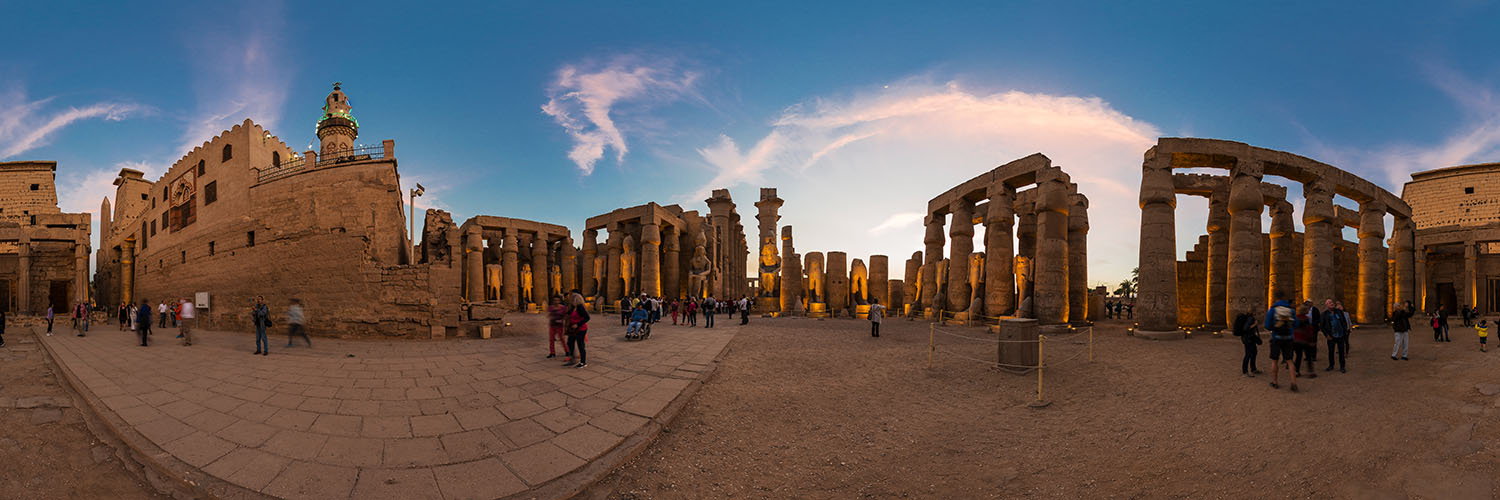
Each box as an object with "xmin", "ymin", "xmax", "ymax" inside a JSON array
[
  {"xmin": 1234, "ymin": 311, "xmax": 1262, "ymax": 377},
  {"xmin": 563, "ymin": 294, "xmax": 591, "ymax": 368},
  {"xmin": 157, "ymin": 301, "xmax": 168, "ymax": 328},
  {"xmin": 1437, "ymin": 307, "xmax": 1451, "ymax": 342},
  {"xmin": 285, "ymin": 298, "xmax": 310, "ymax": 347},
  {"xmin": 45, "ymin": 305, "xmax": 53, "ymax": 335},
  {"xmin": 178, "ymin": 297, "xmax": 195, "ymax": 346},
  {"xmin": 73, "ymin": 302, "xmax": 87, "ymax": 337},
  {"xmin": 1477, "ymin": 319, "xmax": 1489, "ymax": 352},
  {"xmin": 704, "ymin": 295, "xmax": 717, "ymax": 328},
  {"xmin": 546, "ymin": 295, "xmax": 568, "ymax": 359},
  {"xmin": 251, "ymin": 296, "xmax": 271, "ymax": 356},
  {"xmin": 739, "ymin": 296, "xmax": 750, "ymax": 325},
  {"xmin": 1390, "ymin": 300, "xmax": 1415, "ymax": 361},
  {"xmin": 135, "ymin": 300, "xmax": 152, "ymax": 346}
]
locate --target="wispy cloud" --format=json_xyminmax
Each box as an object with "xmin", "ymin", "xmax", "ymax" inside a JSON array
[
  {"xmin": 867, "ymin": 212, "xmax": 925, "ymax": 235},
  {"xmin": 684, "ymin": 78, "xmax": 1160, "ymax": 282},
  {"xmin": 0, "ymin": 86, "xmax": 140, "ymax": 159},
  {"xmin": 177, "ymin": 5, "xmax": 291, "ymax": 153},
  {"xmin": 1305, "ymin": 63, "xmax": 1500, "ymax": 190},
  {"xmin": 542, "ymin": 54, "xmax": 699, "ymax": 175}
]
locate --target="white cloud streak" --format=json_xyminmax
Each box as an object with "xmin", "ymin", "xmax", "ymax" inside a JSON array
[
  {"xmin": 542, "ymin": 55, "xmax": 699, "ymax": 175},
  {"xmin": 0, "ymin": 87, "xmax": 140, "ymax": 159},
  {"xmin": 177, "ymin": 9, "xmax": 290, "ymax": 153}
]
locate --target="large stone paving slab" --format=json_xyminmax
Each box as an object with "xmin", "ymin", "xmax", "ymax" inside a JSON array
[{"xmin": 38, "ymin": 321, "xmax": 734, "ymax": 499}]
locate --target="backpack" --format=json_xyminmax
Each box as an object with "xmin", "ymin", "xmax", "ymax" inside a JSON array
[{"xmin": 1273, "ymin": 305, "xmax": 1293, "ymax": 329}]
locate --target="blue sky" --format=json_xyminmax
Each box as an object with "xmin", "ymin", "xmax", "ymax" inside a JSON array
[{"xmin": 4, "ymin": 1, "xmax": 1500, "ymax": 286}]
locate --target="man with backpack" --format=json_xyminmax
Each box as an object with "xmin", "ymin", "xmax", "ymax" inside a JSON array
[
  {"xmin": 1263, "ymin": 293, "xmax": 1299, "ymax": 392},
  {"xmin": 703, "ymin": 295, "xmax": 717, "ymax": 328},
  {"xmin": 1234, "ymin": 311, "xmax": 1262, "ymax": 377}
]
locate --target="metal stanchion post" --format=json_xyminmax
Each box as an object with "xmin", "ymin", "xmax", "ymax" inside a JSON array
[
  {"xmin": 1037, "ymin": 334, "xmax": 1045, "ymax": 401},
  {"xmin": 1089, "ymin": 326, "xmax": 1094, "ymax": 362}
]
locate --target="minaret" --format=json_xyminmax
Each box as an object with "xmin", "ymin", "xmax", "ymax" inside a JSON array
[{"xmin": 316, "ymin": 82, "xmax": 359, "ymax": 154}]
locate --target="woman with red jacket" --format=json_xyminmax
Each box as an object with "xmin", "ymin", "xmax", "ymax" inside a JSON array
[{"xmin": 564, "ymin": 293, "xmax": 591, "ymax": 368}]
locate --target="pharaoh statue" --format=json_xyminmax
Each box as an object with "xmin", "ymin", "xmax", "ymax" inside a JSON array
[
  {"xmin": 592, "ymin": 255, "xmax": 606, "ymax": 301},
  {"xmin": 520, "ymin": 263, "xmax": 534, "ymax": 305},
  {"xmin": 549, "ymin": 264, "xmax": 562, "ymax": 299},
  {"xmin": 759, "ymin": 244, "xmax": 781, "ymax": 298},
  {"xmin": 968, "ymin": 252, "xmax": 985, "ymax": 313},
  {"xmin": 913, "ymin": 265, "xmax": 925, "ymax": 316},
  {"xmin": 689, "ymin": 230, "xmax": 712, "ymax": 299},
  {"xmin": 850, "ymin": 259, "xmax": 869, "ymax": 305},
  {"xmin": 932, "ymin": 258, "xmax": 949, "ymax": 311},
  {"xmin": 621, "ymin": 235, "xmax": 637, "ymax": 296},
  {"xmin": 807, "ymin": 256, "xmax": 825, "ymax": 304}
]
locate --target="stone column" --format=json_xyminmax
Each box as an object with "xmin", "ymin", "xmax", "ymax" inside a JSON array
[
  {"xmin": 605, "ymin": 229, "xmax": 622, "ymax": 304},
  {"xmin": 1390, "ymin": 217, "xmax": 1415, "ymax": 307},
  {"xmin": 755, "ymin": 189, "xmax": 783, "ymax": 301},
  {"xmin": 1205, "ymin": 189, "xmax": 1230, "ymax": 328},
  {"xmin": 641, "ymin": 223, "xmax": 662, "ymax": 297},
  {"xmin": 75, "ymin": 242, "xmax": 88, "ymax": 305},
  {"xmin": 1356, "ymin": 201, "xmax": 1387, "ymax": 324},
  {"xmin": 1415, "ymin": 245, "xmax": 1428, "ymax": 311},
  {"xmin": 947, "ymin": 199, "xmax": 975, "ymax": 312},
  {"xmin": 870, "ymin": 255, "xmax": 889, "ymax": 307},
  {"xmin": 1268, "ymin": 199, "xmax": 1297, "ymax": 304},
  {"xmin": 17, "ymin": 234, "xmax": 32, "ymax": 313},
  {"xmin": 1136, "ymin": 150, "xmax": 1179, "ymax": 334},
  {"xmin": 779, "ymin": 226, "xmax": 800, "ymax": 311},
  {"xmin": 1067, "ymin": 192, "xmax": 1089, "ymax": 325},
  {"xmin": 532, "ymin": 234, "xmax": 549, "ymax": 305},
  {"xmin": 921, "ymin": 217, "xmax": 945, "ymax": 312},
  {"xmin": 1464, "ymin": 240, "xmax": 1478, "ymax": 310},
  {"xmin": 561, "ymin": 237, "xmax": 578, "ymax": 294},
  {"xmin": 827, "ymin": 251, "xmax": 849, "ymax": 315},
  {"xmin": 581, "ymin": 230, "xmax": 598, "ymax": 299},
  {"xmin": 1225, "ymin": 161, "xmax": 1266, "ymax": 321},
  {"xmin": 120, "ymin": 237, "xmax": 135, "ymax": 307},
  {"xmin": 985, "ymin": 184, "xmax": 1015, "ymax": 316},
  {"xmin": 1016, "ymin": 206, "xmax": 1037, "ymax": 307},
  {"xmin": 501, "ymin": 232, "xmax": 519, "ymax": 308},
  {"xmin": 1301, "ymin": 179, "xmax": 1335, "ymax": 305},
  {"xmin": 663, "ymin": 225, "xmax": 680, "ymax": 300},
  {"xmin": 1033, "ymin": 169, "xmax": 1070, "ymax": 324},
  {"xmin": 464, "ymin": 227, "xmax": 484, "ymax": 302},
  {"xmin": 903, "ymin": 251, "xmax": 921, "ymax": 315}
]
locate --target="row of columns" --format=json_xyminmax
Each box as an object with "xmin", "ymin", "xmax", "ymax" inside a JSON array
[
  {"xmin": 1138, "ymin": 155, "xmax": 1416, "ymax": 334},
  {"xmin": 463, "ymin": 228, "xmax": 568, "ymax": 310},
  {"xmin": 917, "ymin": 169, "xmax": 1089, "ymax": 325}
]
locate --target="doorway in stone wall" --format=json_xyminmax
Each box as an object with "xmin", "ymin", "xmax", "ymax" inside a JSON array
[
  {"xmin": 1487, "ymin": 278, "xmax": 1499, "ymax": 315},
  {"xmin": 48, "ymin": 281, "xmax": 69, "ymax": 313},
  {"xmin": 1436, "ymin": 282, "xmax": 1456, "ymax": 315},
  {"xmin": 0, "ymin": 280, "xmax": 9, "ymax": 313}
]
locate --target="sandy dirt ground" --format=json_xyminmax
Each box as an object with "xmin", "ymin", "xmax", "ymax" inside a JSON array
[
  {"xmin": 585, "ymin": 316, "xmax": 1499, "ymax": 499},
  {"xmin": 0, "ymin": 323, "xmax": 166, "ymax": 500}
]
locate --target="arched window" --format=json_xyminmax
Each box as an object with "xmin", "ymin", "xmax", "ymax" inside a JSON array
[
  {"xmin": 222, "ymin": 144, "xmax": 233, "ymax": 162},
  {"xmin": 272, "ymin": 151, "xmax": 281, "ymax": 168}
]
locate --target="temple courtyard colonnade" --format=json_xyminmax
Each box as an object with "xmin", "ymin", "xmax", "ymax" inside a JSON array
[{"xmin": 1136, "ymin": 138, "xmax": 1415, "ymax": 339}]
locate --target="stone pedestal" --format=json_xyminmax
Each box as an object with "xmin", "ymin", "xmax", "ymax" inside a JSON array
[
  {"xmin": 997, "ymin": 318, "xmax": 1039, "ymax": 372},
  {"xmin": 854, "ymin": 304, "xmax": 871, "ymax": 320},
  {"xmin": 807, "ymin": 302, "xmax": 827, "ymax": 316}
]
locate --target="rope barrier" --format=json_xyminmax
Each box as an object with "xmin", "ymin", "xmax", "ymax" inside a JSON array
[{"xmin": 922, "ymin": 324, "xmax": 1098, "ymax": 403}]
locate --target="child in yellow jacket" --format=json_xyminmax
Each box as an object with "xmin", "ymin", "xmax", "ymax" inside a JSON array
[{"xmin": 1477, "ymin": 319, "xmax": 1488, "ymax": 352}]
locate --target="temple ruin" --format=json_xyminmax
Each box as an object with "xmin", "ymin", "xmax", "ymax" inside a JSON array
[
  {"xmin": 0, "ymin": 161, "xmax": 91, "ymax": 314},
  {"xmin": 581, "ymin": 193, "xmax": 748, "ymax": 306},
  {"xmin": 1402, "ymin": 162, "xmax": 1500, "ymax": 315},
  {"xmin": 915, "ymin": 154, "xmax": 1091, "ymax": 326},
  {"xmin": 1136, "ymin": 138, "xmax": 1414, "ymax": 339}
]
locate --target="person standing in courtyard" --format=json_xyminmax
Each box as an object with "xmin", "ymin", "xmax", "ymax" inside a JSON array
[
  {"xmin": 1477, "ymin": 319, "xmax": 1489, "ymax": 352},
  {"xmin": 564, "ymin": 294, "xmax": 590, "ymax": 368},
  {"xmin": 136, "ymin": 300, "xmax": 152, "ymax": 346},
  {"xmin": 178, "ymin": 297, "xmax": 195, "ymax": 346},
  {"xmin": 704, "ymin": 295, "xmax": 717, "ymax": 328},
  {"xmin": 157, "ymin": 301, "xmax": 167, "ymax": 328},
  {"xmin": 1291, "ymin": 301, "xmax": 1318, "ymax": 379},
  {"xmin": 869, "ymin": 299, "xmax": 885, "ymax": 337},
  {"xmin": 1390, "ymin": 300, "xmax": 1415, "ymax": 361},
  {"xmin": 1321, "ymin": 299, "xmax": 1350, "ymax": 373},
  {"xmin": 739, "ymin": 296, "xmax": 750, "ymax": 325},
  {"xmin": 1234, "ymin": 311, "xmax": 1261, "ymax": 377},
  {"xmin": 670, "ymin": 299, "xmax": 680, "ymax": 325},
  {"xmin": 546, "ymin": 295, "xmax": 568, "ymax": 358},
  {"xmin": 285, "ymin": 298, "xmax": 310, "ymax": 347},
  {"xmin": 686, "ymin": 298, "xmax": 698, "ymax": 326},
  {"xmin": 1264, "ymin": 293, "xmax": 1299, "ymax": 391},
  {"xmin": 44, "ymin": 305, "xmax": 53, "ymax": 335},
  {"xmin": 1461, "ymin": 304, "xmax": 1472, "ymax": 327},
  {"xmin": 1437, "ymin": 307, "xmax": 1451, "ymax": 342},
  {"xmin": 251, "ymin": 296, "xmax": 271, "ymax": 356}
]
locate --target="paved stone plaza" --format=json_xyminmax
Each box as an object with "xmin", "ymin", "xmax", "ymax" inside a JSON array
[{"xmin": 35, "ymin": 321, "xmax": 733, "ymax": 500}]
